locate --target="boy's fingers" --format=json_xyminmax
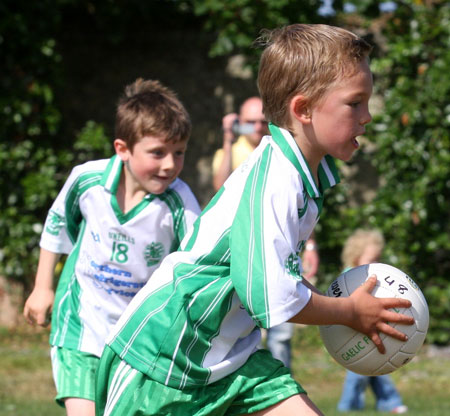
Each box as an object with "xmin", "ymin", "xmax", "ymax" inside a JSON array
[
  {"xmin": 23, "ymin": 306, "xmax": 34, "ymax": 325},
  {"xmin": 382, "ymin": 297, "xmax": 412, "ymax": 309},
  {"xmin": 24, "ymin": 306, "xmax": 48, "ymax": 327},
  {"xmin": 383, "ymin": 310, "xmax": 414, "ymax": 325},
  {"xmin": 369, "ymin": 331, "xmax": 385, "ymax": 354},
  {"xmin": 377, "ymin": 322, "xmax": 409, "ymax": 342},
  {"xmin": 35, "ymin": 311, "xmax": 49, "ymax": 326},
  {"xmin": 36, "ymin": 314, "xmax": 44, "ymax": 326},
  {"xmin": 362, "ymin": 275, "xmax": 377, "ymax": 291}
]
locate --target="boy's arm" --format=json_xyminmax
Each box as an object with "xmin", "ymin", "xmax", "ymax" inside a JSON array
[
  {"xmin": 212, "ymin": 113, "xmax": 238, "ymax": 191},
  {"xmin": 289, "ymin": 276, "xmax": 414, "ymax": 353},
  {"xmin": 23, "ymin": 248, "xmax": 61, "ymax": 326}
]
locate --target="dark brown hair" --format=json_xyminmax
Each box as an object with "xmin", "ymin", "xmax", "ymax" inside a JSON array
[{"xmin": 115, "ymin": 78, "xmax": 191, "ymax": 149}]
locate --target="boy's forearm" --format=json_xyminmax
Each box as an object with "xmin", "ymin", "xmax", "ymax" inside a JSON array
[
  {"xmin": 33, "ymin": 248, "xmax": 61, "ymax": 290},
  {"xmin": 289, "ymin": 291, "xmax": 353, "ymax": 326}
]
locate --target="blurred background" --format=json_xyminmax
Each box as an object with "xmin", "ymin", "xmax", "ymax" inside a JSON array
[{"xmin": 0, "ymin": 0, "xmax": 449, "ymax": 412}]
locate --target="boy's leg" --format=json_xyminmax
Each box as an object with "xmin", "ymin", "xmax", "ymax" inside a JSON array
[
  {"xmin": 249, "ymin": 393, "xmax": 323, "ymax": 416},
  {"xmin": 65, "ymin": 398, "xmax": 95, "ymax": 416},
  {"xmin": 51, "ymin": 346, "xmax": 98, "ymax": 415}
]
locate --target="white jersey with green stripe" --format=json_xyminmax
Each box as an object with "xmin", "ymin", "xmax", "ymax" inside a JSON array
[
  {"xmin": 41, "ymin": 155, "xmax": 200, "ymax": 357},
  {"xmin": 106, "ymin": 124, "xmax": 340, "ymax": 389}
]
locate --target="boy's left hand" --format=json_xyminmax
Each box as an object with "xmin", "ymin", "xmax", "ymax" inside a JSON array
[{"xmin": 348, "ymin": 275, "xmax": 415, "ymax": 353}]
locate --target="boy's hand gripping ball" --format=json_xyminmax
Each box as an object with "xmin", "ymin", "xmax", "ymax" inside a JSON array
[{"xmin": 319, "ymin": 263, "xmax": 429, "ymax": 375}]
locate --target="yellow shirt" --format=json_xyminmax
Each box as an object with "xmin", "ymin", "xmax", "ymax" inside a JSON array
[{"xmin": 212, "ymin": 135, "xmax": 255, "ymax": 176}]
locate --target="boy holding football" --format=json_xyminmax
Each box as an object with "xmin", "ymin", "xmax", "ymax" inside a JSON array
[
  {"xmin": 96, "ymin": 25, "xmax": 414, "ymax": 416},
  {"xmin": 23, "ymin": 78, "xmax": 200, "ymax": 415}
]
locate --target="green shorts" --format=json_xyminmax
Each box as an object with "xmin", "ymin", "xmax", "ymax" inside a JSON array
[
  {"xmin": 51, "ymin": 346, "xmax": 99, "ymax": 407},
  {"xmin": 96, "ymin": 346, "xmax": 306, "ymax": 416}
]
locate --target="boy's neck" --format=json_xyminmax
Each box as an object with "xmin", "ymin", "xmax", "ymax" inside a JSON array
[
  {"xmin": 291, "ymin": 131, "xmax": 322, "ymax": 187},
  {"xmin": 116, "ymin": 167, "xmax": 147, "ymax": 214}
]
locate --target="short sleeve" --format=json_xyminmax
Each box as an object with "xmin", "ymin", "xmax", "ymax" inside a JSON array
[{"xmin": 229, "ymin": 145, "xmax": 311, "ymax": 329}]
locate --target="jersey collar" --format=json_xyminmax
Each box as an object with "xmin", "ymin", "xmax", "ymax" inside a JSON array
[
  {"xmin": 101, "ymin": 155, "xmax": 122, "ymax": 194},
  {"xmin": 101, "ymin": 155, "xmax": 155, "ymax": 199},
  {"xmin": 269, "ymin": 123, "xmax": 340, "ymax": 199},
  {"xmin": 100, "ymin": 155, "xmax": 158, "ymax": 224}
]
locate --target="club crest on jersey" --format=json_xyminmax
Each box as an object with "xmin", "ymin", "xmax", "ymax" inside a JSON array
[
  {"xmin": 45, "ymin": 210, "xmax": 65, "ymax": 236},
  {"xmin": 285, "ymin": 252, "xmax": 302, "ymax": 280},
  {"xmin": 144, "ymin": 242, "xmax": 165, "ymax": 266}
]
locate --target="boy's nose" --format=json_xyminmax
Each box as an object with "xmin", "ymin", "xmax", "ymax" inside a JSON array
[
  {"xmin": 162, "ymin": 154, "xmax": 176, "ymax": 171},
  {"xmin": 361, "ymin": 109, "xmax": 372, "ymax": 125}
]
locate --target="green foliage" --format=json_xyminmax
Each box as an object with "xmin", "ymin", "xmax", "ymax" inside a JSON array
[
  {"xmin": 0, "ymin": 122, "xmax": 110, "ymax": 290},
  {"xmin": 0, "ymin": 0, "xmax": 66, "ymax": 289},
  {"xmin": 367, "ymin": 0, "xmax": 450, "ymax": 344},
  {"xmin": 0, "ymin": 1, "xmax": 112, "ymax": 290},
  {"xmin": 0, "ymin": 140, "xmax": 68, "ymax": 286},
  {"xmin": 191, "ymin": 0, "xmax": 335, "ymax": 59},
  {"xmin": 73, "ymin": 121, "xmax": 113, "ymax": 163}
]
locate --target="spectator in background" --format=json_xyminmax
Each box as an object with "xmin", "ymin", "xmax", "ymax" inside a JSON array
[
  {"xmin": 212, "ymin": 96, "xmax": 319, "ymax": 369},
  {"xmin": 212, "ymin": 96, "xmax": 268, "ymax": 191},
  {"xmin": 337, "ymin": 229, "xmax": 408, "ymax": 414}
]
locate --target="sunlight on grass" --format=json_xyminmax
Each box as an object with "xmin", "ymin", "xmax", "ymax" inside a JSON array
[
  {"xmin": 1, "ymin": 324, "xmax": 449, "ymax": 415},
  {"xmin": 290, "ymin": 325, "xmax": 450, "ymax": 415},
  {"xmin": 0, "ymin": 326, "xmax": 64, "ymax": 416}
]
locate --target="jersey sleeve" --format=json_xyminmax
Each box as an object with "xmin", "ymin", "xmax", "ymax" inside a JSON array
[
  {"xmin": 39, "ymin": 165, "xmax": 85, "ymax": 254},
  {"xmin": 229, "ymin": 146, "xmax": 311, "ymax": 329},
  {"xmin": 168, "ymin": 179, "xmax": 201, "ymax": 251}
]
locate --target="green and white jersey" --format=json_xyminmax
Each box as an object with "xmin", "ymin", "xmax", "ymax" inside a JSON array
[
  {"xmin": 106, "ymin": 124, "xmax": 340, "ymax": 388},
  {"xmin": 41, "ymin": 156, "xmax": 200, "ymax": 357}
]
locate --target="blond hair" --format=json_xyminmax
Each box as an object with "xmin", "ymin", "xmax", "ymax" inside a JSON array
[
  {"xmin": 115, "ymin": 78, "xmax": 191, "ymax": 150},
  {"xmin": 341, "ymin": 229, "xmax": 385, "ymax": 269},
  {"xmin": 256, "ymin": 24, "xmax": 372, "ymax": 128}
]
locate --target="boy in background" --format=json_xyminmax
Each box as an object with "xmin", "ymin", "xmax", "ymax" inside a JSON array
[
  {"xmin": 337, "ymin": 229, "xmax": 408, "ymax": 414},
  {"xmin": 23, "ymin": 78, "xmax": 200, "ymax": 415},
  {"xmin": 96, "ymin": 25, "xmax": 414, "ymax": 416}
]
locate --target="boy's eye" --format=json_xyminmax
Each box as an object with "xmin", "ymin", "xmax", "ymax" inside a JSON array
[
  {"xmin": 175, "ymin": 150, "xmax": 185, "ymax": 157},
  {"xmin": 349, "ymin": 102, "xmax": 360, "ymax": 108}
]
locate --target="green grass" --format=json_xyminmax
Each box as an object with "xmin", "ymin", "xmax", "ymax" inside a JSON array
[
  {"xmin": 290, "ymin": 325, "xmax": 450, "ymax": 415},
  {"xmin": 0, "ymin": 326, "xmax": 64, "ymax": 416},
  {"xmin": 1, "ymin": 325, "xmax": 449, "ymax": 415}
]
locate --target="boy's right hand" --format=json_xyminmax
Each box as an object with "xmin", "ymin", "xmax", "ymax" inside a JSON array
[
  {"xmin": 23, "ymin": 287, "xmax": 54, "ymax": 327},
  {"xmin": 348, "ymin": 275, "xmax": 415, "ymax": 354}
]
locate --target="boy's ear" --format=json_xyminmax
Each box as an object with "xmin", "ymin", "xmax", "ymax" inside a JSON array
[
  {"xmin": 114, "ymin": 138, "xmax": 130, "ymax": 161},
  {"xmin": 290, "ymin": 95, "xmax": 311, "ymax": 124}
]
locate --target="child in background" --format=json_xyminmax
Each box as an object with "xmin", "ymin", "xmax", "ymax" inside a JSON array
[
  {"xmin": 96, "ymin": 24, "xmax": 414, "ymax": 416},
  {"xmin": 23, "ymin": 78, "xmax": 200, "ymax": 416},
  {"xmin": 337, "ymin": 229, "xmax": 408, "ymax": 414}
]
